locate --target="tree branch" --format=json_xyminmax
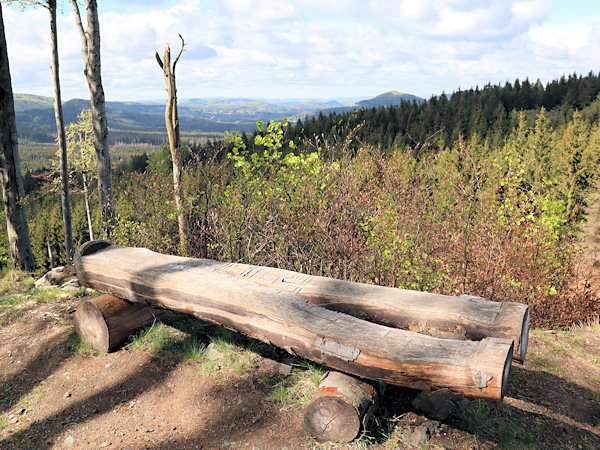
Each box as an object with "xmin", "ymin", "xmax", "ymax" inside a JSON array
[
  {"xmin": 69, "ymin": 0, "xmax": 87, "ymax": 57},
  {"xmin": 172, "ymin": 33, "xmax": 185, "ymax": 75},
  {"xmin": 155, "ymin": 52, "xmax": 163, "ymax": 69}
]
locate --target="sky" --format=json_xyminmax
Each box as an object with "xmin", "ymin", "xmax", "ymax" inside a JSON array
[{"xmin": 3, "ymin": 0, "xmax": 600, "ymax": 102}]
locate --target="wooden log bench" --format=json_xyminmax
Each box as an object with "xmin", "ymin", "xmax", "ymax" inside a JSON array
[
  {"xmin": 213, "ymin": 262, "xmax": 529, "ymax": 363},
  {"xmin": 74, "ymin": 240, "xmax": 515, "ymax": 401}
]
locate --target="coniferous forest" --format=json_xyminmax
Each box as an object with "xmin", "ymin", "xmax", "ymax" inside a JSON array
[{"xmin": 4, "ymin": 72, "xmax": 600, "ymax": 328}]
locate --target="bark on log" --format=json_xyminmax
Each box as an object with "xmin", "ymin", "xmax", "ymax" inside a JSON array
[
  {"xmin": 73, "ymin": 294, "xmax": 165, "ymax": 352},
  {"xmin": 215, "ymin": 263, "xmax": 529, "ymax": 363},
  {"xmin": 304, "ymin": 371, "xmax": 378, "ymax": 443},
  {"xmin": 74, "ymin": 241, "xmax": 514, "ymax": 400}
]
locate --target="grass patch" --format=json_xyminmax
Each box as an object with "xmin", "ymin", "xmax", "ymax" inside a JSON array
[
  {"xmin": 28, "ymin": 287, "xmax": 65, "ymax": 304},
  {"xmin": 267, "ymin": 361, "xmax": 326, "ymax": 406},
  {"xmin": 0, "ymin": 382, "xmax": 18, "ymax": 407},
  {"xmin": 527, "ymin": 351, "xmax": 552, "ymax": 369},
  {"xmin": 180, "ymin": 337, "xmax": 206, "ymax": 362},
  {"xmin": 199, "ymin": 329, "xmax": 261, "ymax": 376},
  {"xmin": 498, "ymin": 421, "xmax": 536, "ymax": 448},
  {"xmin": 67, "ymin": 329, "xmax": 97, "ymax": 356},
  {"xmin": 0, "ymin": 271, "xmax": 35, "ymax": 296},
  {"xmin": 577, "ymin": 315, "xmax": 600, "ymax": 333},
  {"xmin": 0, "ymin": 295, "xmax": 28, "ymax": 325},
  {"xmin": 18, "ymin": 385, "xmax": 44, "ymax": 409},
  {"xmin": 459, "ymin": 399, "xmax": 492, "ymax": 435},
  {"xmin": 127, "ymin": 322, "xmax": 180, "ymax": 355}
]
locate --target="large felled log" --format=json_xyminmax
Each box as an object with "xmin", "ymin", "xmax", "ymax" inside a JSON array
[
  {"xmin": 74, "ymin": 241, "xmax": 513, "ymax": 400},
  {"xmin": 216, "ymin": 263, "xmax": 529, "ymax": 363},
  {"xmin": 304, "ymin": 371, "xmax": 379, "ymax": 443},
  {"xmin": 73, "ymin": 294, "xmax": 166, "ymax": 352}
]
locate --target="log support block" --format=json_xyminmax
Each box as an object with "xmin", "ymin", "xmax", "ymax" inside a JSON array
[
  {"xmin": 73, "ymin": 294, "xmax": 165, "ymax": 353},
  {"xmin": 304, "ymin": 371, "xmax": 378, "ymax": 443}
]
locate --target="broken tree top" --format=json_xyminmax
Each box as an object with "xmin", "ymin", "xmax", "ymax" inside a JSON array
[{"xmin": 74, "ymin": 241, "xmax": 525, "ymax": 401}]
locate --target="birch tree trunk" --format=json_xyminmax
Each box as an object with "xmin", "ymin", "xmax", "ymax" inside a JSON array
[
  {"xmin": 156, "ymin": 36, "xmax": 188, "ymax": 251},
  {"xmin": 49, "ymin": 0, "xmax": 74, "ymax": 262},
  {"xmin": 0, "ymin": 4, "xmax": 35, "ymax": 272},
  {"xmin": 70, "ymin": 0, "xmax": 115, "ymax": 238},
  {"xmin": 82, "ymin": 171, "xmax": 94, "ymax": 240}
]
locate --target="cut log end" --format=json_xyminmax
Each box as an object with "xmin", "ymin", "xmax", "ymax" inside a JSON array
[
  {"xmin": 73, "ymin": 294, "xmax": 165, "ymax": 353},
  {"xmin": 519, "ymin": 308, "xmax": 530, "ymax": 363},
  {"xmin": 73, "ymin": 296, "xmax": 111, "ymax": 353},
  {"xmin": 304, "ymin": 371, "xmax": 376, "ymax": 443},
  {"xmin": 501, "ymin": 341, "xmax": 513, "ymax": 399}
]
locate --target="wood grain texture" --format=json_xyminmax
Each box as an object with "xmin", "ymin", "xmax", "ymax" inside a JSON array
[
  {"xmin": 215, "ymin": 263, "xmax": 529, "ymax": 362},
  {"xmin": 75, "ymin": 241, "xmax": 514, "ymax": 400}
]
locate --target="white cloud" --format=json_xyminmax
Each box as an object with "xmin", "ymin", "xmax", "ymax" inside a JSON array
[{"xmin": 2, "ymin": 0, "xmax": 599, "ymax": 101}]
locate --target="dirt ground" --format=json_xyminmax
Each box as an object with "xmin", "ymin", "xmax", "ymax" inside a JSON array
[
  {"xmin": 0, "ymin": 191, "xmax": 599, "ymax": 449},
  {"xmin": 0, "ymin": 280, "xmax": 598, "ymax": 449}
]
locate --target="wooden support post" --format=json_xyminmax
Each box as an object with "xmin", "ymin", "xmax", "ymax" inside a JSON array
[
  {"xmin": 73, "ymin": 294, "xmax": 166, "ymax": 353},
  {"xmin": 304, "ymin": 371, "xmax": 379, "ymax": 443}
]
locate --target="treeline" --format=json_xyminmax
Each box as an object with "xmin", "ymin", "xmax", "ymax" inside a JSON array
[
  {"xmin": 288, "ymin": 72, "xmax": 600, "ymax": 150},
  {"xmin": 193, "ymin": 72, "xmax": 600, "ymax": 156}
]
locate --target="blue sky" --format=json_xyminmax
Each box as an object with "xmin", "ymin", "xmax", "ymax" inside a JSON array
[{"xmin": 3, "ymin": 0, "xmax": 600, "ymax": 102}]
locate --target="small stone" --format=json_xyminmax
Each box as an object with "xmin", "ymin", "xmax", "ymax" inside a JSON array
[
  {"xmin": 204, "ymin": 343, "xmax": 221, "ymax": 361},
  {"xmin": 411, "ymin": 390, "xmax": 456, "ymax": 421},
  {"xmin": 99, "ymin": 441, "xmax": 111, "ymax": 447},
  {"xmin": 278, "ymin": 357, "xmax": 295, "ymax": 376},
  {"xmin": 62, "ymin": 435, "xmax": 75, "ymax": 448},
  {"xmin": 399, "ymin": 420, "xmax": 441, "ymax": 446},
  {"xmin": 63, "ymin": 392, "xmax": 72, "ymax": 399},
  {"xmin": 10, "ymin": 415, "xmax": 19, "ymax": 424},
  {"xmin": 105, "ymin": 363, "xmax": 113, "ymax": 369},
  {"xmin": 61, "ymin": 278, "xmax": 81, "ymax": 289}
]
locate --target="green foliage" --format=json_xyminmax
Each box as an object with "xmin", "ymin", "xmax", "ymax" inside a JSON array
[
  {"xmin": 13, "ymin": 107, "xmax": 600, "ymax": 327},
  {"xmin": 147, "ymin": 143, "xmax": 190, "ymax": 174},
  {"xmin": 53, "ymin": 109, "xmax": 96, "ymax": 187}
]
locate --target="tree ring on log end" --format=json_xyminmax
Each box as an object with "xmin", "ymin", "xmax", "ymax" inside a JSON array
[
  {"xmin": 73, "ymin": 300, "xmax": 109, "ymax": 353},
  {"xmin": 519, "ymin": 308, "xmax": 530, "ymax": 363},
  {"xmin": 501, "ymin": 341, "xmax": 514, "ymax": 399},
  {"xmin": 74, "ymin": 240, "xmax": 111, "ymax": 264},
  {"xmin": 304, "ymin": 395, "xmax": 361, "ymax": 443}
]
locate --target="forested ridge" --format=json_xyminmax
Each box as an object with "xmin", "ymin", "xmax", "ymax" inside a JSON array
[
  {"xmin": 3, "ymin": 71, "xmax": 600, "ymax": 327},
  {"xmin": 285, "ymin": 71, "xmax": 600, "ymax": 151}
]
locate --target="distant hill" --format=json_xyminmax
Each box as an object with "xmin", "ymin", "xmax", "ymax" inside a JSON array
[
  {"xmin": 312, "ymin": 90, "xmax": 424, "ymax": 117},
  {"xmin": 13, "ymin": 93, "xmax": 54, "ymax": 113},
  {"xmin": 13, "ymin": 94, "xmax": 349, "ymax": 144},
  {"xmin": 357, "ymin": 91, "xmax": 423, "ymax": 108}
]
